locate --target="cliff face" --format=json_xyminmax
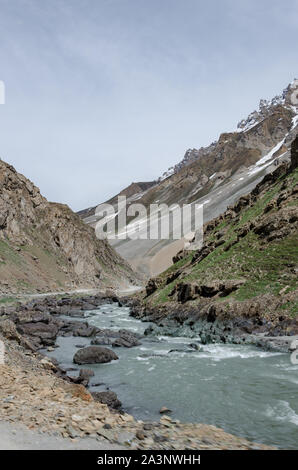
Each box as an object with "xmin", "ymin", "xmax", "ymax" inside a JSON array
[{"xmin": 0, "ymin": 160, "xmax": 138, "ymax": 294}]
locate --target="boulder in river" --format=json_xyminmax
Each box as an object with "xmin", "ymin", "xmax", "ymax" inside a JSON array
[
  {"xmin": 73, "ymin": 326, "xmax": 98, "ymax": 337},
  {"xmin": 112, "ymin": 331, "xmax": 141, "ymax": 348},
  {"xmin": 73, "ymin": 346, "xmax": 118, "ymax": 365},
  {"xmin": 91, "ymin": 328, "xmax": 142, "ymax": 348}
]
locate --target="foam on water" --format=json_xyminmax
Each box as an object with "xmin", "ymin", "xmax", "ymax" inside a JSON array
[
  {"xmin": 158, "ymin": 335, "xmax": 196, "ymax": 344},
  {"xmin": 200, "ymin": 344, "xmax": 283, "ymax": 361},
  {"xmin": 269, "ymin": 373, "xmax": 298, "ymax": 386},
  {"xmin": 265, "ymin": 401, "xmax": 298, "ymax": 426}
]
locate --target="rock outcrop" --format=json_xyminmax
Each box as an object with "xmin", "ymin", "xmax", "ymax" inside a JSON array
[
  {"xmin": 91, "ymin": 391, "xmax": 122, "ymax": 410},
  {"xmin": 0, "ymin": 159, "xmax": 138, "ymax": 293}
]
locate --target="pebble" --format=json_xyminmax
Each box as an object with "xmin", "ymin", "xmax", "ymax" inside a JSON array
[{"xmin": 136, "ymin": 430, "xmax": 145, "ymax": 440}]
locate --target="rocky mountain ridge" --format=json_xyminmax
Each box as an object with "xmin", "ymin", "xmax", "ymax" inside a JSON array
[
  {"xmin": 159, "ymin": 79, "xmax": 298, "ymax": 180},
  {"xmin": 0, "ymin": 159, "xmax": 138, "ymax": 294}
]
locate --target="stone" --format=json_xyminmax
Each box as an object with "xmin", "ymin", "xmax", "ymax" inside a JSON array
[
  {"xmin": 73, "ymin": 326, "xmax": 98, "ymax": 338},
  {"xmin": 18, "ymin": 322, "xmax": 59, "ymax": 344},
  {"xmin": 79, "ymin": 369, "xmax": 94, "ymax": 379},
  {"xmin": 91, "ymin": 391, "xmax": 122, "ymax": 410},
  {"xmin": 71, "ymin": 368, "xmax": 95, "ymax": 387},
  {"xmin": 73, "ymin": 346, "xmax": 118, "ymax": 365},
  {"xmin": 143, "ymin": 423, "xmax": 153, "ymax": 431},
  {"xmin": 145, "ymin": 279, "xmax": 160, "ymax": 297},
  {"xmin": 71, "ymin": 414, "xmax": 84, "ymax": 423},
  {"xmin": 160, "ymin": 406, "xmax": 172, "ymax": 414},
  {"xmin": 92, "ymin": 328, "xmax": 142, "ymax": 348},
  {"xmin": 40, "ymin": 357, "xmax": 57, "ymax": 371},
  {"xmin": 136, "ymin": 430, "xmax": 146, "ymax": 440},
  {"xmin": 290, "ymin": 134, "xmax": 298, "ymax": 171},
  {"xmin": 0, "ymin": 320, "xmax": 20, "ymax": 341},
  {"xmin": 154, "ymin": 433, "xmax": 168, "ymax": 443},
  {"xmin": 103, "ymin": 423, "xmax": 112, "ymax": 430},
  {"xmin": 66, "ymin": 425, "xmax": 81, "ymax": 439},
  {"xmin": 112, "ymin": 332, "xmax": 141, "ymax": 348}
]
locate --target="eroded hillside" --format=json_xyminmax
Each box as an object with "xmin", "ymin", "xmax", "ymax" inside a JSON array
[
  {"xmin": 137, "ymin": 135, "xmax": 298, "ymax": 339},
  {"xmin": 0, "ymin": 159, "xmax": 138, "ymax": 294}
]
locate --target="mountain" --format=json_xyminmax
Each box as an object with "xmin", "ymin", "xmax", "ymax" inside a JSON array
[
  {"xmin": 158, "ymin": 81, "xmax": 298, "ymax": 180},
  {"xmin": 134, "ymin": 135, "xmax": 298, "ymax": 344},
  {"xmin": 79, "ymin": 80, "xmax": 298, "ymax": 277},
  {"xmin": 0, "ymin": 159, "xmax": 138, "ymax": 295},
  {"xmin": 77, "ymin": 181, "xmax": 156, "ymax": 221}
]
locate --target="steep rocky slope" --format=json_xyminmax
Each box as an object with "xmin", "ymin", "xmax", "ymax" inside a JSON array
[
  {"xmin": 133, "ymin": 136, "xmax": 298, "ymax": 345},
  {"xmin": 79, "ymin": 80, "xmax": 298, "ymax": 276},
  {"xmin": 0, "ymin": 159, "xmax": 138, "ymax": 294}
]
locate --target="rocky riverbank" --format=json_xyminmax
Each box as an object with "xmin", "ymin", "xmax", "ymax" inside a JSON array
[
  {"xmin": 0, "ymin": 294, "xmax": 143, "ymax": 410},
  {"xmin": 124, "ymin": 296, "xmax": 298, "ymax": 354},
  {"xmin": 0, "ymin": 294, "xmax": 274, "ymax": 450}
]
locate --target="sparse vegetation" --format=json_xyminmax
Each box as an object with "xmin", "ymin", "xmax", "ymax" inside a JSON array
[{"xmin": 149, "ymin": 164, "xmax": 298, "ymax": 316}]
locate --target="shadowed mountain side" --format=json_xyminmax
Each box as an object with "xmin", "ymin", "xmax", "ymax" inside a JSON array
[{"xmin": 0, "ymin": 159, "xmax": 139, "ymax": 294}]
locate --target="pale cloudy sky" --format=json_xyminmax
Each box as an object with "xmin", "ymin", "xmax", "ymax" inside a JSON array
[{"xmin": 0, "ymin": 0, "xmax": 297, "ymax": 210}]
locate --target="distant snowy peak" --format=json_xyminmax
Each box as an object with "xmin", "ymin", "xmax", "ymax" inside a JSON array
[
  {"xmin": 237, "ymin": 79, "xmax": 298, "ymax": 133},
  {"xmin": 159, "ymin": 167, "xmax": 175, "ymax": 181},
  {"xmin": 158, "ymin": 80, "xmax": 298, "ymax": 182},
  {"xmin": 158, "ymin": 143, "xmax": 217, "ymax": 182}
]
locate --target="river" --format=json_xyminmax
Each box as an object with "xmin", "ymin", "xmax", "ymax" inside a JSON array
[{"xmin": 44, "ymin": 302, "xmax": 298, "ymax": 449}]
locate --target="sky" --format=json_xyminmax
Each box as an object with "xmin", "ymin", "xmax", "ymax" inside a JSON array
[{"xmin": 0, "ymin": 0, "xmax": 297, "ymax": 211}]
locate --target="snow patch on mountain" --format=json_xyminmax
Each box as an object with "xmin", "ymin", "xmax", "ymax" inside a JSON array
[
  {"xmin": 236, "ymin": 81, "xmax": 297, "ymax": 133},
  {"xmin": 157, "ymin": 80, "xmax": 297, "ymax": 183}
]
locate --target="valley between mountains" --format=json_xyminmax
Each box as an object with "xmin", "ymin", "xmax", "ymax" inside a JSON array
[{"xmin": 0, "ymin": 81, "xmax": 297, "ymax": 450}]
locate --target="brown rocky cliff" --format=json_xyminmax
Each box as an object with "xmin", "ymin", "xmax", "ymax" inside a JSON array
[{"xmin": 0, "ymin": 159, "xmax": 138, "ymax": 294}]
